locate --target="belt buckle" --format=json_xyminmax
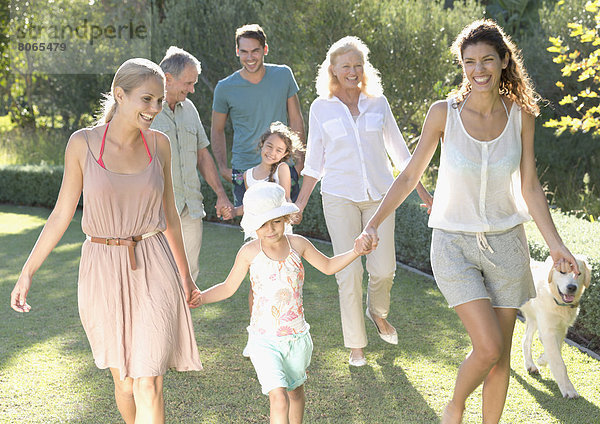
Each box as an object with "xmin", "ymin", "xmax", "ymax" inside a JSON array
[{"xmin": 106, "ymin": 237, "xmax": 120, "ymax": 246}]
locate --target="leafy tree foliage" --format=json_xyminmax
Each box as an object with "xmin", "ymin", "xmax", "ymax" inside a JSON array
[
  {"xmin": 0, "ymin": 0, "xmax": 9, "ymax": 115},
  {"xmin": 484, "ymin": 0, "xmax": 543, "ymax": 37},
  {"xmin": 154, "ymin": 0, "xmax": 482, "ymax": 143},
  {"xmin": 545, "ymin": 0, "xmax": 600, "ymax": 135}
]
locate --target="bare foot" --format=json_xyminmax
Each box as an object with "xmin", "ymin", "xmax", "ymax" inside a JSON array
[
  {"xmin": 372, "ymin": 315, "xmax": 396, "ymax": 335},
  {"xmin": 441, "ymin": 400, "xmax": 464, "ymax": 424}
]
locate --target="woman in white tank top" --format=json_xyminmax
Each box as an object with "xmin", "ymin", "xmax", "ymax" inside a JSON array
[{"xmin": 358, "ymin": 20, "xmax": 579, "ymax": 424}]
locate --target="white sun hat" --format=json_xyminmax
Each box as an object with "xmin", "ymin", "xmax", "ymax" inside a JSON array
[{"xmin": 240, "ymin": 182, "xmax": 299, "ymax": 235}]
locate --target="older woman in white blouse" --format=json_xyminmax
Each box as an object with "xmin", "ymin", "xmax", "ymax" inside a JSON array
[{"xmin": 294, "ymin": 36, "xmax": 431, "ymax": 366}]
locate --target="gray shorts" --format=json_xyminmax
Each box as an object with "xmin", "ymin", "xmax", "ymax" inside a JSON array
[{"xmin": 430, "ymin": 224, "xmax": 536, "ymax": 308}]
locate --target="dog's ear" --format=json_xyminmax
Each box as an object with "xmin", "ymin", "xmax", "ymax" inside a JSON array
[
  {"xmin": 545, "ymin": 256, "xmax": 555, "ymax": 284},
  {"xmin": 579, "ymin": 258, "xmax": 592, "ymax": 288}
]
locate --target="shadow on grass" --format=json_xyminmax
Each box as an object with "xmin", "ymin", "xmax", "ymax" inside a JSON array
[{"xmin": 512, "ymin": 370, "xmax": 600, "ymax": 423}]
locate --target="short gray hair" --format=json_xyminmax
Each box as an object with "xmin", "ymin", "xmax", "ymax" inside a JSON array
[{"xmin": 159, "ymin": 46, "xmax": 201, "ymax": 77}]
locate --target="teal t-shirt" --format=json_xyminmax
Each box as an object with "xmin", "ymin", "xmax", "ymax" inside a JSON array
[{"xmin": 212, "ymin": 64, "xmax": 299, "ymax": 171}]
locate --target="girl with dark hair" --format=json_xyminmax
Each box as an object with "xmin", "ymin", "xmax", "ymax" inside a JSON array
[{"xmin": 237, "ymin": 121, "xmax": 305, "ymax": 211}]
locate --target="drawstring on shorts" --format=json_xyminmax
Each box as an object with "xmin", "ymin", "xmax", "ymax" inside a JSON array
[{"xmin": 476, "ymin": 232, "xmax": 496, "ymax": 268}]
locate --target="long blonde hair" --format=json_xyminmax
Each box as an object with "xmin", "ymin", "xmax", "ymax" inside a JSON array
[
  {"xmin": 449, "ymin": 19, "xmax": 540, "ymax": 116},
  {"xmin": 98, "ymin": 58, "xmax": 165, "ymax": 123},
  {"xmin": 315, "ymin": 36, "xmax": 383, "ymax": 98}
]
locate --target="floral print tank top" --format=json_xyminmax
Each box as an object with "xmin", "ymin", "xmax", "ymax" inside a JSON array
[{"xmin": 248, "ymin": 237, "xmax": 308, "ymax": 337}]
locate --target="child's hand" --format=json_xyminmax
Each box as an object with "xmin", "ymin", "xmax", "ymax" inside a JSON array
[
  {"xmin": 188, "ymin": 288, "xmax": 202, "ymax": 309},
  {"xmin": 222, "ymin": 206, "xmax": 234, "ymax": 220},
  {"xmin": 217, "ymin": 205, "xmax": 233, "ymax": 220},
  {"xmin": 353, "ymin": 233, "xmax": 375, "ymax": 255},
  {"xmin": 355, "ymin": 226, "xmax": 379, "ymax": 254}
]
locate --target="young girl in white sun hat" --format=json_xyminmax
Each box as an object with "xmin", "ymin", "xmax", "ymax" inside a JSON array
[{"xmin": 199, "ymin": 182, "xmax": 371, "ymax": 423}]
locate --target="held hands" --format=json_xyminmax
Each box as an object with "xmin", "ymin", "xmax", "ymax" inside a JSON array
[
  {"xmin": 354, "ymin": 226, "xmax": 379, "ymax": 255},
  {"xmin": 216, "ymin": 195, "xmax": 234, "ymax": 221},
  {"xmin": 11, "ymin": 274, "xmax": 32, "ymax": 313},
  {"xmin": 419, "ymin": 192, "xmax": 434, "ymax": 215},
  {"xmin": 290, "ymin": 211, "xmax": 303, "ymax": 225},
  {"xmin": 183, "ymin": 278, "xmax": 202, "ymax": 309},
  {"xmin": 289, "ymin": 202, "xmax": 305, "ymax": 225},
  {"xmin": 188, "ymin": 288, "xmax": 202, "ymax": 309},
  {"xmin": 417, "ymin": 184, "xmax": 434, "ymax": 215},
  {"xmin": 550, "ymin": 244, "xmax": 580, "ymax": 276}
]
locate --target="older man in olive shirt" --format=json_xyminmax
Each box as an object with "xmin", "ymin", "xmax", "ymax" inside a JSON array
[{"xmin": 152, "ymin": 47, "xmax": 233, "ymax": 280}]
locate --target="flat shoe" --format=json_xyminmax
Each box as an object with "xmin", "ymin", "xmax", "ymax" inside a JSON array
[
  {"xmin": 348, "ymin": 352, "xmax": 367, "ymax": 367},
  {"xmin": 366, "ymin": 308, "xmax": 398, "ymax": 345}
]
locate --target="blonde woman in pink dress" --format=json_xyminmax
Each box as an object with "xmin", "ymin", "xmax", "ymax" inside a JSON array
[{"xmin": 10, "ymin": 58, "xmax": 202, "ymax": 423}]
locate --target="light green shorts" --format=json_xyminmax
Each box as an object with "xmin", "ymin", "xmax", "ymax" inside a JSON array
[
  {"xmin": 247, "ymin": 329, "xmax": 313, "ymax": 395},
  {"xmin": 430, "ymin": 225, "xmax": 536, "ymax": 308}
]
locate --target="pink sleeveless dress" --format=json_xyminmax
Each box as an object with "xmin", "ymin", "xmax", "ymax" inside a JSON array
[{"xmin": 78, "ymin": 131, "xmax": 202, "ymax": 380}]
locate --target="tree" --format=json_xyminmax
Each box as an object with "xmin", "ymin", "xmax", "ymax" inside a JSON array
[
  {"xmin": 0, "ymin": 0, "xmax": 9, "ymax": 115},
  {"xmin": 545, "ymin": 0, "xmax": 600, "ymax": 135}
]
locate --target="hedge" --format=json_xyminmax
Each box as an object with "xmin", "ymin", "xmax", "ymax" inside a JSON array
[
  {"xmin": 2, "ymin": 164, "xmax": 599, "ymax": 350},
  {"xmin": 0, "ymin": 165, "xmax": 67, "ymax": 208}
]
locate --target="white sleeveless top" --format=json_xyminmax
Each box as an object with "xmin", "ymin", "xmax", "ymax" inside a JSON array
[
  {"xmin": 245, "ymin": 163, "xmax": 282, "ymax": 187},
  {"xmin": 248, "ymin": 236, "xmax": 308, "ymax": 337},
  {"xmin": 428, "ymin": 97, "xmax": 531, "ymax": 232}
]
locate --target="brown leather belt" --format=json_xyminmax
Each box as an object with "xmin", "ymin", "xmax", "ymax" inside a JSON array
[{"xmin": 86, "ymin": 231, "xmax": 161, "ymax": 270}]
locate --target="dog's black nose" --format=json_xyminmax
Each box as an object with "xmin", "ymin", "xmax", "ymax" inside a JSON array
[{"xmin": 566, "ymin": 284, "xmax": 577, "ymax": 294}]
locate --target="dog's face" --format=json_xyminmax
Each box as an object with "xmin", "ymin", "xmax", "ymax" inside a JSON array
[{"xmin": 546, "ymin": 256, "xmax": 591, "ymax": 306}]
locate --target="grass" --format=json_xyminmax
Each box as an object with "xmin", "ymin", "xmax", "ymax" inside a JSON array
[{"xmin": 1, "ymin": 204, "xmax": 600, "ymax": 423}]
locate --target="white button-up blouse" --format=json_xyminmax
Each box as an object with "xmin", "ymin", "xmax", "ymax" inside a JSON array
[{"xmin": 302, "ymin": 93, "xmax": 412, "ymax": 202}]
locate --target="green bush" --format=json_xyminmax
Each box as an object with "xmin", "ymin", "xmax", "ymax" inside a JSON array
[{"xmin": 0, "ymin": 164, "xmax": 65, "ymax": 207}]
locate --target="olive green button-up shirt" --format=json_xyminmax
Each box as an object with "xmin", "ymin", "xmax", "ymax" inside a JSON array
[{"xmin": 151, "ymin": 98, "xmax": 210, "ymax": 219}]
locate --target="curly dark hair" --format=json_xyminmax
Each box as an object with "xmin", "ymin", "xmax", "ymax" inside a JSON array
[
  {"xmin": 450, "ymin": 19, "xmax": 540, "ymax": 116},
  {"xmin": 257, "ymin": 121, "xmax": 305, "ymax": 182}
]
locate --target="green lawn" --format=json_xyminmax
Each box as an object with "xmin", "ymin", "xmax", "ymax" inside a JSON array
[{"xmin": 1, "ymin": 204, "xmax": 599, "ymax": 423}]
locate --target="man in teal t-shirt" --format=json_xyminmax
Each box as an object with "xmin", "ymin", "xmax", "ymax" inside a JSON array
[{"xmin": 211, "ymin": 24, "xmax": 305, "ymax": 206}]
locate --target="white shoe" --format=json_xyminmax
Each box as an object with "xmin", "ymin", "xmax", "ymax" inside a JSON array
[
  {"xmin": 348, "ymin": 352, "xmax": 367, "ymax": 367},
  {"xmin": 242, "ymin": 345, "xmax": 250, "ymax": 358},
  {"xmin": 366, "ymin": 308, "xmax": 398, "ymax": 345}
]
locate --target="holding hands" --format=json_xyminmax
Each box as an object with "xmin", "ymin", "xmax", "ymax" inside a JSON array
[
  {"xmin": 289, "ymin": 211, "xmax": 303, "ymax": 225},
  {"xmin": 354, "ymin": 225, "xmax": 379, "ymax": 255},
  {"xmin": 215, "ymin": 195, "xmax": 234, "ymax": 220},
  {"xmin": 184, "ymin": 280, "xmax": 203, "ymax": 309}
]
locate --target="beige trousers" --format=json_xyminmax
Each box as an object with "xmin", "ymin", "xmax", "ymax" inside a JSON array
[
  {"xmin": 322, "ymin": 192, "xmax": 396, "ymax": 348},
  {"xmin": 179, "ymin": 205, "xmax": 203, "ymax": 282}
]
